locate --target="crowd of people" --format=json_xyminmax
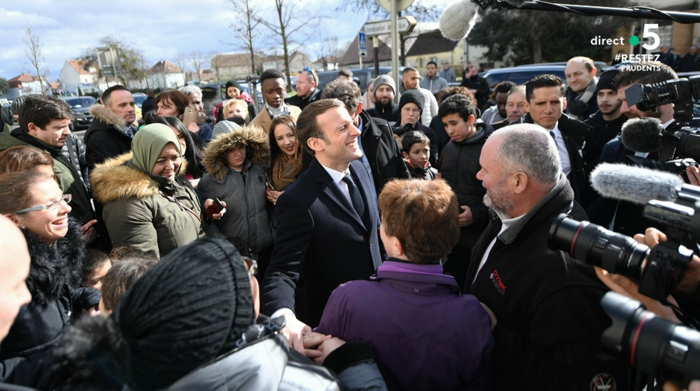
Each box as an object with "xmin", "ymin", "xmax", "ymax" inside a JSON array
[{"xmin": 0, "ymin": 55, "xmax": 699, "ymax": 391}]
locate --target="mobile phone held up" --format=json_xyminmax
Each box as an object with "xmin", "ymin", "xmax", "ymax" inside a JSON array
[{"xmin": 206, "ymin": 198, "xmax": 225, "ymax": 215}]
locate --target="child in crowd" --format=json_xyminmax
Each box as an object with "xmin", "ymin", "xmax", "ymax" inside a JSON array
[
  {"xmin": 83, "ymin": 249, "xmax": 112, "ymax": 290},
  {"xmin": 401, "ymin": 131, "xmax": 437, "ymax": 180},
  {"xmin": 316, "ymin": 179, "xmax": 494, "ymax": 391},
  {"xmin": 98, "ymin": 256, "xmax": 158, "ymax": 315}
]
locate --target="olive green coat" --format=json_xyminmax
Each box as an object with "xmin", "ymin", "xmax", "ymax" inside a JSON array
[
  {"xmin": 91, "ymin": 153, "xmax": 204, "ymax": 258},
  {"xmin": 0, "ymin": 130, "xmax": 95, "ymax": 224}
]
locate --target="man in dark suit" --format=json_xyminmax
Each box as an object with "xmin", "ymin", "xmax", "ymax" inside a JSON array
[
  {"xmin": 262, "ymin": 98, "xmax": 383, "ymax": 352},
  {"xmin": 524, "ymin": 74, "xmax": 591, "ymax": 204}
]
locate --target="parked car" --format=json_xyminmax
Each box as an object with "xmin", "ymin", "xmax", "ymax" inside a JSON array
[
  {"xmin": 61, "ymin": 96, "xmax": 96, "ymax": 130},
  {"xmin": 316, "ymin": 67, "xmax": 394, "ymax": 93},
  {"xmin": 132, "ymin": 92, "xmax": 148, "ymax": 108},
  {"xmin": 480, "ymin": 62, "xmax": 609, "ymax": 88}
]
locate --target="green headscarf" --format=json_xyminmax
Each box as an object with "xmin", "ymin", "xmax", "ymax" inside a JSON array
[{"xmin": 129, "ymin": 123, "xmax": 182, "ymax": 176}]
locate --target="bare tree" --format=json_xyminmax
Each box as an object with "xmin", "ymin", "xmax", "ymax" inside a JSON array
[
  {"xmin": 95, "ymin": 37, "xmax": 148, "ymax": 88},
  {"xmin": 338, "ymin": 0, "xmax": 439, "ymax": 20},
  {"xmin": 24, "ymin": 27, "xmax": 47, "ymax": 94},
  {"xmin": 189, "ymin": 51, "xmax": 209, "ymax": 82},
  {"xmin": 229, "ymin": 0, "xmax": 262, "ymax": 75},
  {"xmin": 256, "ymin": 0, "xmax": 314, "ymax": 85},
  {"xmin": 318, "ymin": 35, "xmax": 340, "ymax": 71}
]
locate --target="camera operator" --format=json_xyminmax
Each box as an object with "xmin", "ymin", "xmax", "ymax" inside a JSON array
[{"xmin": 589, "ymin": 62, "xmax": 679, "ymax": 236}]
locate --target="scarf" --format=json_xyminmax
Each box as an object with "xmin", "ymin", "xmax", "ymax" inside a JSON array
[{"xmin": 271, "ymin": 153, "xmax": 303, "ymax": 190}]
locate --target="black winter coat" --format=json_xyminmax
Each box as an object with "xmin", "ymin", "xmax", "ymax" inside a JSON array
[
  {"xmin": 359, "ymin": 112, "xmax": 410, "ymax": 194},
  {"xmin": 0, "ymin": 222, "xmax": 97, "ymax": 388},
  {"xmin": 582, "ymin": 111, "xmax": 626, "ymax": 174},
  {"xmin": 464, "ymin": 175, "xmax": 626, "ymax": 391},
  {"xmin": 84, "ymin": 105, "xmax": 132, "ymax": 170},
  {"xmin": 439, "ymin": 129, "xmax": 489, "ymax": 249}
]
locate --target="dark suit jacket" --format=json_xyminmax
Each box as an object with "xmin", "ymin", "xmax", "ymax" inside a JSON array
[
  {"xmin": 262, "ymin": 158, "xmax": 383, "ymax": 326},
  {"xmin": 525, "ymin": 113, "xmax": 591, "ymax": 204}
]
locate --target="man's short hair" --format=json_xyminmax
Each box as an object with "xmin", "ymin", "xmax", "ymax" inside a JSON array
[
  {"xmin": 296, "ymin": 99, "xmax": 345, "ymax": 154},
  {"xmin": 321, "ymin": 79, "xmax": 361, "ymax": 115},
  {"xmin": 19, "ymin": 95, "xmax": 73, "ymax": 130},
  {"xmin": 525, "ymin": 74, "xmax": 565, "ymax": 101},
  {"xmin": 495, "ymin": 123, "xmax": 561, "ymax": 185},
  {"xmin": 179, "ymin": 85, "xmax": 202, "ymax": 98},
  {"xmin": 492, "ymin": 81, "xmax": 516, "ymax": 100},
  {"xmin": 300, "ymin": 68, "xmax": 318, "ymax": 85},
  {"xmin": 101, "ymin": 85, "xmax": 130, "ymax": 105},
  {"xmin": 401, "ymin": 130, "xmax": 430, "ymax": 153},
  {"xmin": 260, "ymin": 69, "xmax": 285, "ymax": 84},
  {"xmin": 567, "ymin": 56, "xmax": 595, "ymax": 72},
  {"xmin": 379, "ymin": 179, "xmax": 460, "ymax": 264},
  {"xmin": 426, "ymin": 60, "xmax": 437, "ymax": 67},
  {"xmin": 614, "ymin": 62, "xmax": 678, "ymax": 88},
  {"xmin": 100, "ymin": 257, "xmax": 158, "ymax": 311},
  {"xmin": 438, "ymin": 94, "xmax": 477, "ymax": 122},
  {"xmin": 402, "ymin": 66, "xmax": 418, "ymax": 75}
]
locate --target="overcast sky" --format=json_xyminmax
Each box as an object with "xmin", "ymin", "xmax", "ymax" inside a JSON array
[{"xmin": 0, "ymin": 0, "xmax": 453, "ymax": 81}]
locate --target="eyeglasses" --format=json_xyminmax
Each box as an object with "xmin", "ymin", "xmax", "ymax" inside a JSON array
[
  {"xmin": 242, "ymin": 256, "xmax": 258, "ymax": 277},
  {"xmin": 14, "ymin": 194, "xmax": 72, "ymax": 215}
]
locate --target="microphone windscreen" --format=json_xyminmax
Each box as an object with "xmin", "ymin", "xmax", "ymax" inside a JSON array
[
  {"xmin": 621, "ymin": 117, "xmax": 663, "ymax": 153},
  {"xmin": 590, "ymin": 163, "xmax": 683, "ymax": 204},
  {"xmin": 439, "ymin": 0, "xmax": 479, "ymax": 41}
]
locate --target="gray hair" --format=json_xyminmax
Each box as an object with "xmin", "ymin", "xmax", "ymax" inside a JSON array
[
  {"xmin": 495, "ymin": 123, "xmax": 561, "ymax": 185},
  {"xmin": 179, "ymin": 85, "xmax": 202, "ymax": 98}
]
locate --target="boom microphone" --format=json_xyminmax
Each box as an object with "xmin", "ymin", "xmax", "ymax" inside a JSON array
[
  {"xmin": 439, "ymin": 0, "xmax": 480, "ymax": 41},
  {"xmin": 620, "ymin": 117, "xmax": 663, "ymax": 153},
  {"xmin": 590, "ymin": 163, "xmax": 683, "ymax": 205}
]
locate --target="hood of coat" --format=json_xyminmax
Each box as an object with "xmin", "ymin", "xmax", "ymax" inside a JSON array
[
  {"xmin": 90, "ymin": 104, "xmax": 128, "ymax": 129},
  {"xmin": 203, "ymin": 126, "xmax": 269, "ymax": 182}
]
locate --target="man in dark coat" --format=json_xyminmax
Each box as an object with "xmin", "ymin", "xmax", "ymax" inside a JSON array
[
  {"xmin": 437, "ymin": 94, "xmax": 489, "ymax": 289},
  {"xmin": 460, "ymin": 64, "xmax": 490, "ymax": 111},
  {"xmin": 465, "ymin": 124, "xmax": 624, "ymax": 391},
  {"xmin": 524, "ymin": 74, "xmax": 590, "ymax": 204},
  {"xmin": 262, "ymin": 99, "xmax": 383, "ymax": 352},
  {"xmin": 564, "ymin": 56, "xmax": 599, "ymax": 121},
  {"xmin": 84, "ymin": 85, "xmax": 136, "ymax": 170},
  {"xmin": 285, "ymin": 68, "xmax": 321, "ymax": 111},
  {"xmin": 322, "ymin": 79, "xmax": 409, "ymax": 194}
]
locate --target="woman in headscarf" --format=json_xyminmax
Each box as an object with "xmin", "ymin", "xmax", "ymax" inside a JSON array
[{"xmin": 91, "ymin": 124, "xmax": 204, "ymax": 258}]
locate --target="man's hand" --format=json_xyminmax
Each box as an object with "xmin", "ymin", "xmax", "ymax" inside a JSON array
[
  {"xmin": 634, "ymin": 227, "xmax": 700, "ymax": 293},
  {"xmin": 279, "ymin": 312, "xmax": 311, "ymax": 354},
  {"xmin": 313, "ymin": 337, "xmax": 347, "ymax": 365},
  {"xmin": 266, "ymin": 189, "xmax": 284, "ymax": 205},
  {"xmin": 302, "ymin": 331, "xmax": 331, "ymax": 360},
  {"xmin": 457, "ymin": 205, "xmax": 473, "ymax": 227},
  {"xmin": 203, "ymin": 199, "xmax": 227, "ymax": 220}
]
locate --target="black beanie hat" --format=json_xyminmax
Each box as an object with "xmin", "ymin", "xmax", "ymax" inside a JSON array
[
  {"xmin": 114, "ymin": 237, "xmax": 253, "ymax": 390},
  {"xmin": 596, "ymin": 69, "xmax": 619, "ymax": 93},
  {"xmin": 399, "ymin": 89, "xmax": 425, "ymax": 113}
]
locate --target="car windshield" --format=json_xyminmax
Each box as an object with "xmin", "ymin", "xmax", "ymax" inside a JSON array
[
  {"xmin": 64, "ymin": 97, "xmax": 96, "ymax": 108},
  {"xmin": 133, "ymin": 95, "xmax": 147, "ymax": 105},
  {"xmin": 485, "ymin": 69, "xmax": 566, "ymax": 87}
]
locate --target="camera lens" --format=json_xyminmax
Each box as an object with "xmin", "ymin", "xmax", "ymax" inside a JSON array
[{"xmin": 549, "ymin": 214, "xmax": 649, "ymax": 278}]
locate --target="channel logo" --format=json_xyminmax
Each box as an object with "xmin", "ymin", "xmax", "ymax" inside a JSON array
[{"xmin": 590, "ymin": 24, "xmax": 661, "ymax": 51}]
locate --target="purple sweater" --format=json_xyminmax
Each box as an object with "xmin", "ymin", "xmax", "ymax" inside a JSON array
[{"xmin": 316, "ymin": 260, "xmax": 493, "ymax": 391}]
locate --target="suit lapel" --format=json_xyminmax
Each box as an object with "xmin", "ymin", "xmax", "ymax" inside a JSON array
[{"xmin": 312, "ymin": 160, "xmax": 367, "ymax": 230}]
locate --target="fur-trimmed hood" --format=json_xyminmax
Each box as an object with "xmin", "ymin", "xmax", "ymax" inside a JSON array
[
  {"xmin": 91, "ymin": 152, "xmax": 189, "ymax": 204},
  {"xmin": 203, "ymin": 126, "xmax": 270, "ymax": 181},
  {"xmin": 89, "ymin": 104, "xmax": 128, "ymax": 129},
  {"xmin": 91, "ymin": 153, "xmax": 159, "ymax": 204}
]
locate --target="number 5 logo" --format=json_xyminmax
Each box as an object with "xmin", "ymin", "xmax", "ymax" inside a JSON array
[{"xmin": 642, "ymin": 24, "xmax": 660, "ymax": 51}]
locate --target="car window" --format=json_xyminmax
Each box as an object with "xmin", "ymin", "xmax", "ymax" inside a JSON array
[{"xmin": 64, "ymin": 97, "xmax": 96, "ymax": 108}]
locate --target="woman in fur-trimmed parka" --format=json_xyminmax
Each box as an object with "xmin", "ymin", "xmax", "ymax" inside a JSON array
[
  {"xmin": 199, "ymin": 126, "xmax": 272, "ymax": 263},
  {"xmin": 91, "ymin": 124, "xmax": 204, "ymax": 259}
]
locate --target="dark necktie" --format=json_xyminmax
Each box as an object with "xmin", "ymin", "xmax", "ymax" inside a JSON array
[{"xmin": 342, "ymin": 174, "xmax": 366, "ymax": 224}]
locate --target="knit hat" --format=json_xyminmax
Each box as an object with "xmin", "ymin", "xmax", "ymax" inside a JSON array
[
  {"xmin": 114, "ymin": 236, "xmax": 254, "ymax": 390},
  {"xmin": 399, "ymin": 89, "xmax": 424, "ymax": 113},
  {"xmin": 596, "ymin": 69, "xmax": 619, "ymax": 92},
  {"xmin": 129, "ymin": 123, "xmax": 181, "ymax": 175},
  {"xmin": 225, "ymin": 80, "xmax": 243, "ymax": 98},
  {"xmin": 374, "ymin": 74, "xmax": 396, "ymax": 95}
]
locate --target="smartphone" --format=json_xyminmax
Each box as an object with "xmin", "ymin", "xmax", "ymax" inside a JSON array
[{"xmin": 206, "ymin": 198, "xmax": 225, "ymax": 215}]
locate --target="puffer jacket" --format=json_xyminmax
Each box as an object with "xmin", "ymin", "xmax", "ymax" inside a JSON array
[
  {"xmin": 91, "ymin": 153, "xmax": 204, "ymax": 258},
  {"xmin": 168, "ymin": 320, "xmax": 386, "ymax": 391},
  {"xmin": 199, "ymin": 127, "xmax": 272, "ymax": 257}
]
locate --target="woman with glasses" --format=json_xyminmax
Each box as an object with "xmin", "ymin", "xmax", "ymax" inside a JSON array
[
  {"xmin": 91, "ymin": 124, "xmax": 204, "ymax": 259},
  {"xmin": 0, "ymin": 172, "xmax": 96, "ymax": 387}
]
